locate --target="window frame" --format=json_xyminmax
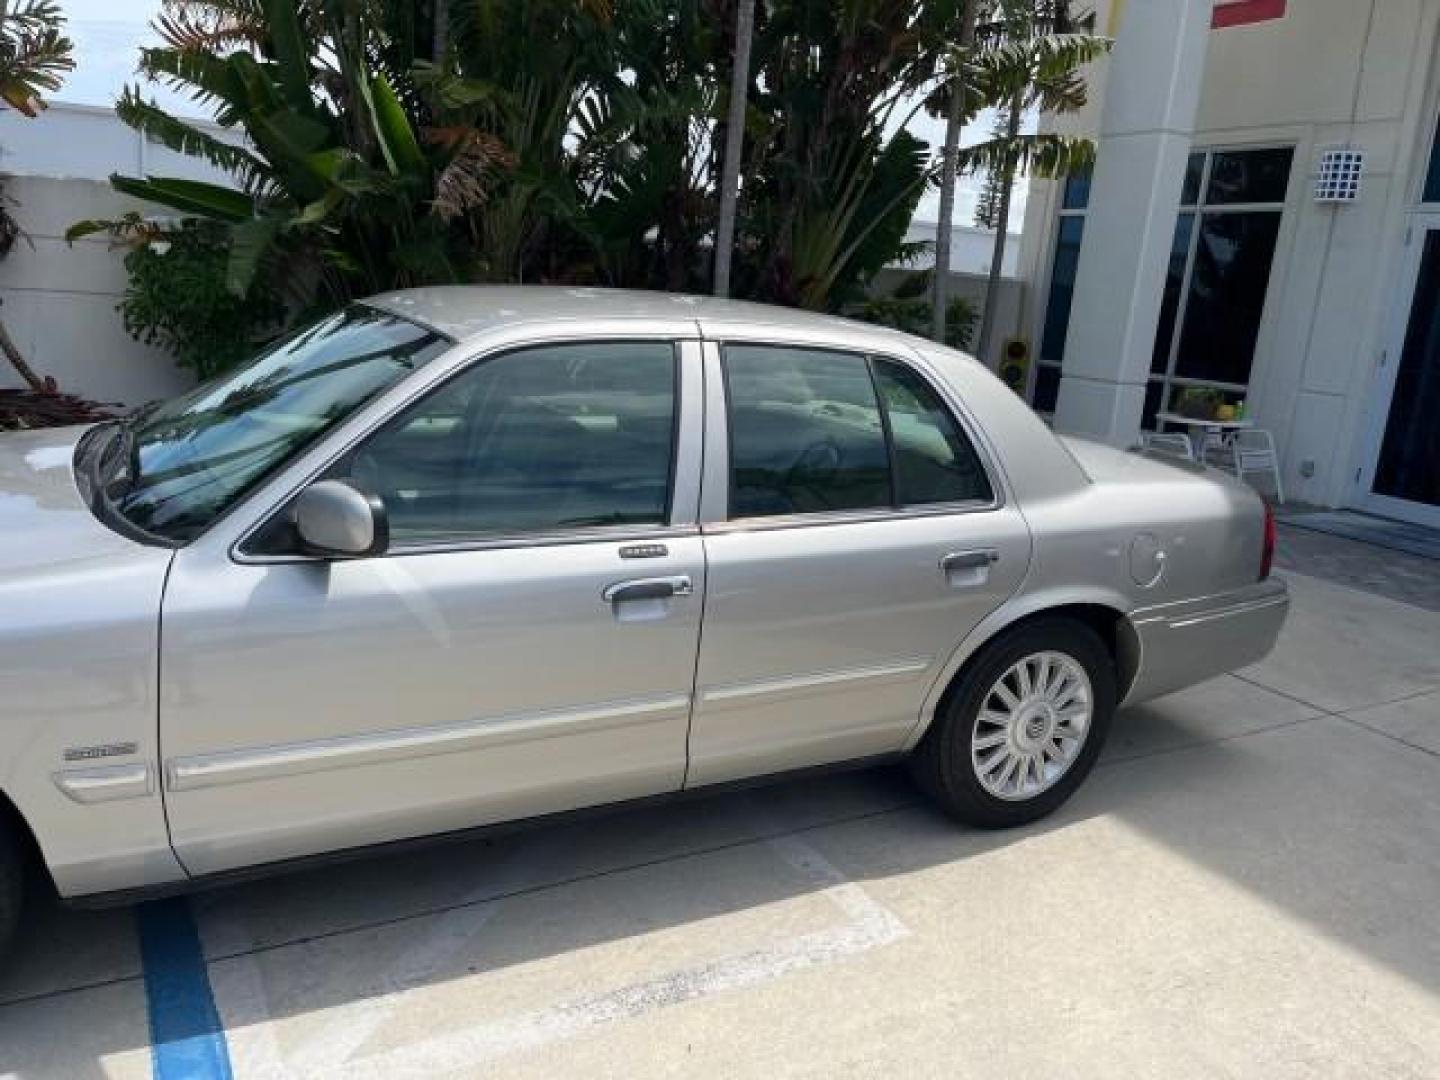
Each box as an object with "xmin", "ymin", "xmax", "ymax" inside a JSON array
[
  {"xmin": 234, "ymin": 334, "xmax": 703, "ymax": 563},
  {"xmin": 1030, "ymin": 171, "xmax": 1091, "ymax": 414},
  {"xmin": 705, "ymin": 340, "xmax": 1002, "ymax": 532},
  {"xmin": 1147, "ymin": 144, "xmax": 1295, "ymax": 427}
]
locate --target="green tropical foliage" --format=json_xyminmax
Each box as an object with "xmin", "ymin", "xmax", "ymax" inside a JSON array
[
  {"xmin": 77, "ymin": 215, "xmax": 287, "ymax": 379},
  {"xmin": 69, "ymin": 0, "xmax": 513, "ymax": 312},
  {"xmin": 0, "ymin": 0, "xmax": 75, "ymax": 399},
  {"xmin": 850, "ymin": 270, "xmax": 977, "ymax": 351},
  {"xmin": 72, "ymin": 0, "xmax": 1106, "ymax": 374},
  {"xmin": 0, "ymin": 0, "xmax": 73, "ymax": 116},
  {"xmin": 959, "ymin": 0, "xmax": 1111, "ymax": 359}
]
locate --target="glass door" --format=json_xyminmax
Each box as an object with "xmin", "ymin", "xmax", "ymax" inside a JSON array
[{"xmin": 1359, "ymin": 215, "xmax": 1440, "ymax": 527}]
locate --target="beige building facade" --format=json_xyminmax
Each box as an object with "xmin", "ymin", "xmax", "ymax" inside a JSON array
[{"xmin": 1021, "ymin": 0, "xmax": 1440, "ymax": 524}]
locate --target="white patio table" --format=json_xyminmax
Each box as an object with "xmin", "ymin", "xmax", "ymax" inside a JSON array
[{"xmin": 1153, "ymin": 411, "xmax": 1253, "ymax": 463}]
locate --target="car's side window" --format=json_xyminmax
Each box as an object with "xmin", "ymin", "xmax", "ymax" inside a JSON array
[
  {"xmin": 722, "ymin": 345, "xmax": 993, "ymax": 520},
  {"xmin": 337, "ymin": 341, "xmax": 677, "ymax": 544},
  {"xmin": 870, "ymin": 358, "xmax": 994, "ymax": 507},
  {"xmin": 723, "ymin": 345, "xmax": 891, "ymax": 518}
]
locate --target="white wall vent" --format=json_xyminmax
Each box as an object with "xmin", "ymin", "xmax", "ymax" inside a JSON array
[{"xmin": 1314, "ymin": 147, "xmax": 1364, "ymax": 203}]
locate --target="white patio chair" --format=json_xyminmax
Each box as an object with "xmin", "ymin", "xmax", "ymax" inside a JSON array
[
  {"xmin": 1197, "ymin": 430, "xmax": 1230, "ymax": 464},
  {"xmin": 1228, "ymin": 428, "xmax": 1285, "ymax": 503},
  {"xmin": 1141, "ymin": 431, "xmax": 1195, "ymax": 460}
]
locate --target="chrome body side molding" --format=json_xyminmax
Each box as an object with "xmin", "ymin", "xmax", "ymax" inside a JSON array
[
  {"xmin": 53, "ymin": 764, "xmax": 154, "ymax": 805},
  {"xmin": 166, "ymin": 694, "xmax": 692, "ymax": 793}
]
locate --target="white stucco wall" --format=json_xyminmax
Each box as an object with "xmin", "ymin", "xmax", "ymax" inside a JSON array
[
  {"xmin": 1024, "ymin": 0, "xmax": 1440, "ymax": 509},
  {"xmin": 901, "ymin": 222, "xmax": 1022, "ymax": 277},
  {"xmin": 0, "ymin": 175, "xmax": 194, "ymax": 406},
  {"xmin": 0, "ymin": 102, "xmax": 243, "ymax": 406}
]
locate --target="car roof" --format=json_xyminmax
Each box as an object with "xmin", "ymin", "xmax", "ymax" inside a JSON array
[{"xmin": 363, "ymin": 284, "xmax": 917, "ymax": 346}]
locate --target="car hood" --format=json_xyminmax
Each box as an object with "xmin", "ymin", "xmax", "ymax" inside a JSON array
[{"xmin": 0, "ymin": 425, "xmax": 170, "ymax": 576}]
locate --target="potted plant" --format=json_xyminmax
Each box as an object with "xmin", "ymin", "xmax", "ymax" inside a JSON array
[{"xmin": 1174, "ymin": 386, "xmax": 1225, "ymax": 421}]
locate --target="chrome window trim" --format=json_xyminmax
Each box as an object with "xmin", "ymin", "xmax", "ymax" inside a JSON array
[
  {"xmin": 230, "ymin": 332, "xmax": 705, "ymax": 564},
  {"xmin": 699, "ymin": 337, "xmax": 1006, "ymax": 527},
  {"xmin": 701, "ymin": 501, "xmax": 999, "ymax": 536}
]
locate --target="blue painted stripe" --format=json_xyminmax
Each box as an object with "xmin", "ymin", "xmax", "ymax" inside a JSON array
[{"xmin": 136, "ymin": 897, "xmax": 234, "ymax": 1080}]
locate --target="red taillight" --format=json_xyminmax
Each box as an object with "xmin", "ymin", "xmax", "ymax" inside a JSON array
[{"xmin": 1259, "ymin": 500, "xmax": 1276, "ymax": 581}]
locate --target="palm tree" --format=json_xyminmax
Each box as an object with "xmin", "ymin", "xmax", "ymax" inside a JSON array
[
  {"xmin": 712, "ymin": 0, "xmax": 754, "ymax": 297},
  {"xmin": 68, "ymin": 0, "xmax": 513, "ymax": 312},
  {"xmin": 963, "ymin": 0, "xmax": 1110, "ymax": 364},
  {"xmin": 0, "ymin": 0, "xmax": 74, "ymax": 392},
  {"xmin": 930, "ymin": 0, "xmax": 980, "ymax": 342}
]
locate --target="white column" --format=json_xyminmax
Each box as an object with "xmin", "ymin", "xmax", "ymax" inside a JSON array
[{"xmin": 1053, "ymin": 0, "xmax": 1214, "ymax": 445}]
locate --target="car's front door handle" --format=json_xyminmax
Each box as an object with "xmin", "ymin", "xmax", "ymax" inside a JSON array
[
  {"xmin": 940, "ymin": 549, "xmax": 999, "ymax": 572},
  {"xmin": 602, "ymin": 575, "xmax": 694, "ymax": 604}
]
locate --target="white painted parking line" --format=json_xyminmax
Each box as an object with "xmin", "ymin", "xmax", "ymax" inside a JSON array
[
  {"xmin": 209, "ymin": 836, "xmax": 556, "ymax": 1079},
  {"xmin": 203, "ymin": 826, "xmax": 906, "ymax": 1078}
]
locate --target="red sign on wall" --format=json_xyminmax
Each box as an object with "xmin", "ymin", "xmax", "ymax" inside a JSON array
[{"xmin": 1212, "ymin": 0, "xmax": 1287, "ymax": 29}]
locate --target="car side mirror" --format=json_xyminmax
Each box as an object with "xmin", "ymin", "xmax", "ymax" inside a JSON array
[{"xmin": 293, "ymin": 479, "xmax": 389, "ymax": 558}]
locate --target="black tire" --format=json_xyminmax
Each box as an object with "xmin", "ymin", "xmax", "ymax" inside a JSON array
[
  {"xmin": 911, "ymin": 617, "xmax": 1116, "ymax": 828},
  {"xmin": 0, "ymin": 815, "xmax": 24, "ymax": 962}
]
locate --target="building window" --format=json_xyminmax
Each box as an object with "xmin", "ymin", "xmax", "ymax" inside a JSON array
[
  {"xmin": 1148, "ymin": 146, "xmax": 1293, "ymax": 428},
  {"xmin": 1424, "ymin": 111, "xmax": 1440, "ymax": 204},
  {"xmin": 1032, "ymin": 171, "xmax": 1090, "ymax": 413}
]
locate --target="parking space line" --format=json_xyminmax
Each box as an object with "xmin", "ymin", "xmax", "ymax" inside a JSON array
[
  {"xmin": 299, "ymin": 832, "xmax": 908, "ymax": 1078},
  {"xmin": 136, "ymin": 897, "xmax": 234, "ymax": 1080},
  {"xmin": 211, "ymin": 836, "xmax": 558, "ymax": 1078}
]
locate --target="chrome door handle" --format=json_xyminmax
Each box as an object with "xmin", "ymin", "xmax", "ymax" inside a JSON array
[
  {"xmin": 940, "ymin": 549, "xmax": 999, "ymax": 572},
  {"xmin": 602, "ymin": 575, "xmax": 693, "ymax": 604}
]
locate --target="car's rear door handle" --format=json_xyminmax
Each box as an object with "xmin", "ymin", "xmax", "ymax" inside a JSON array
[
  {"xmin": 940, "ymin": 549, "xmax": 999, "ymax": 572},
  {"xmin": 603, "ymin": 575, "xmax": 693, "ymax": 604}
]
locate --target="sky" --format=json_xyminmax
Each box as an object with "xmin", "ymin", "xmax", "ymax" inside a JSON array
[
  {"xmin": 58, "ymin": 0, "xmax": 1023, "ymax": 228},
  {"xmin": 61, "ymin": 0, "xmax": 199, "ymax": 114}
]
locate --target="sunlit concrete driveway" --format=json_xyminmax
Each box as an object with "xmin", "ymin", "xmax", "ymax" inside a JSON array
[{"xmin": 2, "ymin": 551, "xmax": 1439, "ymax": 1078}]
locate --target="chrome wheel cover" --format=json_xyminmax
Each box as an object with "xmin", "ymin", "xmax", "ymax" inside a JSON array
[{"xmin": 970, "ymin": 650, "xmax": 1092, "ymax": 801}]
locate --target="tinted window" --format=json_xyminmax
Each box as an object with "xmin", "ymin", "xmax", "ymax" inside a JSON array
[
  {"xmin": 1151, "ymin": 212, "xmax": 1195, "ymax": 374},
  {"xmin": 872, "ymin": 359, "xmax": 993, "ymax": 506},
  {"xmin": 341, "ymin": 342, "xmax": 676, "ymax": 542},
  {"xmin": 111, "ymin": 307, "xmax": 448, "ymax": 542},
  {"xmin": 724, "ymin": 346, "xmax": 890, "ymax": 517},
  {"xmin": 1426, "ymin": 113, "xmax": 1440, "ymax": 203},
  {"xmin": 1032, "ymin": 364, "xmax": 1062, "ymax": 413},
  {"xmin": 1205, "ymin": 148, "xmax": 1293, "ymax": 205},
  {"xmin": 1173, "ymin": 211, "xmax": 1284, "ymax": 385},
  {"xmin": 1061, "ymin": 168, "xmax": 1092, "ymax": 210},
  {"xmin": 1039, "ymin": 216, "xmax": 1085, "ymax": 366},
  {"xmin": 1180, "ymin": 152, "xmax": 1205, "ymax": 206}
]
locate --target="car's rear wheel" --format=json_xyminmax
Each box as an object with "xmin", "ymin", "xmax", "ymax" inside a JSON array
[
  {"xmin": 912, "ymin": 618, "xmax": 1116, "ymax": 827},
  {"xmin": 0, "ymin": 815, "xmax": 23, "ymax": 961}
]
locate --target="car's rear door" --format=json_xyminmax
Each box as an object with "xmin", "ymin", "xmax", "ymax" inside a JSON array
[
  {"xmin": 160, "ymin": 334, "xmax": 706, "ymax": 877},
  {"xmin": 686, "ymin": 333, "xmax": 1032, "ymax": 787}
]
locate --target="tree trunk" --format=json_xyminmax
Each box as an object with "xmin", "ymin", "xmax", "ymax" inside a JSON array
[
  {"xmin": 432, "ymin": 0, "xmax": 449, "ymax": 62},
  {"xmin": 975, "ymin": 89, "xmax": 1022, "ymax": 366},
  {"xmin": 713, "ymin": 0, "xmax": 756, "ymax": 298},
  {"xmin": 931, "ymin": 0, "xmax": 981, "ymax": 342},
  {"xmin": 0, "ymin": 315, "xmax": 47, "ymax": 393}
]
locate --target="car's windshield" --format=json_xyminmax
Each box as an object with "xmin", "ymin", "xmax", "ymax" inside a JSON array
[{"xmin": 100, "ymin": 305, "xmax": 450, "ymax": 543}]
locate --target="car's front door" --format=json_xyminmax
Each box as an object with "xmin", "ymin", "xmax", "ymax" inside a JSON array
[
  {"xmin": 686, "ymin": 340, "xmax": 1032, "ymax": 787},
  {"xmin": 161, "ymin": 337, "xmax": 705, "ymax": 877}
]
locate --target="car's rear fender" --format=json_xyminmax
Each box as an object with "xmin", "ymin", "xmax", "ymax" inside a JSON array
[{"xmin": 903, "ymin": 584, "xmax": 1138, "ymax": 752}]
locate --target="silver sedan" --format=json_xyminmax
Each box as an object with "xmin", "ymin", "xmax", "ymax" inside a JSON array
[{"xmin": 0, "ymin": 287, "xmax": 1288, "ymax": 957}]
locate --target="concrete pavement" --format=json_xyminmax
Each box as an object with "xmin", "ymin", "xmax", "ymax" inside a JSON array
[{"xmin": 1, "ymin": 568, "xmax": 1438, "ymax": 1078}]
